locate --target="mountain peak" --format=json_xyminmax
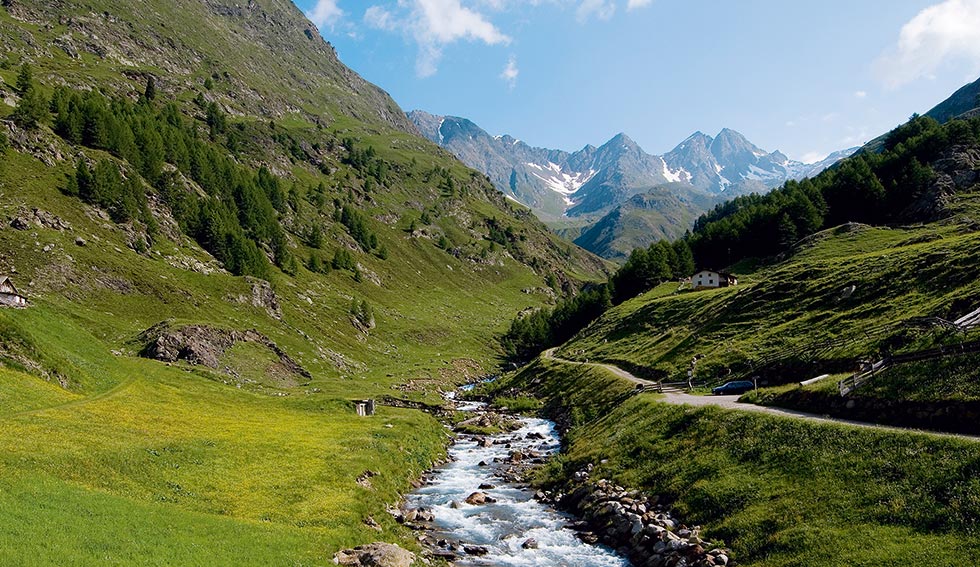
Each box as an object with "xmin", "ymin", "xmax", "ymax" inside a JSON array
[
  {"xmin": 685, "ymin": 131, "xmax": 711, "ymax": 142},
  {"xmin": 710, "ymin": 128, "xmax": 765, "ymax": 162},
  {"xmin": 607, "ymin": 132, "xmax": 639, "ymax": 147},
  {"xmin": 713, "ymin": 127, "xmax": 751, "ymax": 144}
]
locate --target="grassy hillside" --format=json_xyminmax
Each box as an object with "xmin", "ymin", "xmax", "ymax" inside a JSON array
[
  {"xmin": 0, "ymin": 0, "xmax": 610, "ymax": 562},
  {"xmin": 490, "ymin": 358, "xmax": 980, "ymax": 567},
  {"xmin": 557, "ymin": 214, "xmax": 980, "ymax": 384},
  {"xmin": 573, "ymin": 188, "xmax": 711, "ymax": 262}
]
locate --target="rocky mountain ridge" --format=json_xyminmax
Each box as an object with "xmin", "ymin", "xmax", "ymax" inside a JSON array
[{"xmin": 409, "ymin": 110, "xmax": 856, "ymax": 221}]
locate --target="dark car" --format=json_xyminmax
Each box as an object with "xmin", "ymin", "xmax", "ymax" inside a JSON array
[{"xmin": 712, "ymin": 380, "xmax": 755, "ymax": 395}]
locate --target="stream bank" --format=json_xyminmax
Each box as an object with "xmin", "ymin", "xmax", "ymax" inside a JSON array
[{"xmin": 400, "ymin": 399, "xmax": 631, "ymax": 566}]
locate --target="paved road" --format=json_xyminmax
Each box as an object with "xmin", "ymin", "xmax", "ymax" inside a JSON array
[{"xmin": 541, "ymin": 348, "xmax": 980, "ymax": 442}]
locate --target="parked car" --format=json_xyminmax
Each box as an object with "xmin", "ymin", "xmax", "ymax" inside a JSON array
[{"xmin": 711, "ymin": 380, "xmax": 755, "ymax": 395}]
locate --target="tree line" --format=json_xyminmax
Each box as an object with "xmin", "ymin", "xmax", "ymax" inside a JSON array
[{"xmin": 689, "ymin": 114, "xmax": 978, "ymax": 269}]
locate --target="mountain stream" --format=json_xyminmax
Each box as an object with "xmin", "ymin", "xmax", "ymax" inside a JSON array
[{"xmin": 406, "ymin": 399, "xmax": 631, "ymax": 566}]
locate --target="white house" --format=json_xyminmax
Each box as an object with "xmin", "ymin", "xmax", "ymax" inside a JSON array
[
  {"xmin": 692, "ymin": 270, "xmax": 737, "ymax": 290},
  {"xmin": 0, "ymin": 276, "xmax": 27, "ymax": 307}
]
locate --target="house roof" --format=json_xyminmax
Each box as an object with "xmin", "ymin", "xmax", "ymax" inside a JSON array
[{"xmin": 0, "ymin": 275, "xmax": 21, "ymax": 295}]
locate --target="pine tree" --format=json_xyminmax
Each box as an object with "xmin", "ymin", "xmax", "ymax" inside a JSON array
[
  {"xmin": 72, "ymin": 160, "xmax": 93, "ymax": 200},
  {"xmin": 308, "ymin": 254, "xmax": 323, "ymax": 273},
  {"xmin": 672, "ymin": 238, "xmax": 695, "ymax": 278},
  {"xmin": 143, "ymin": 76, "xmax": 156, "ymax": 102},
  {"xmin": 15, "ymin": 63, "xmax": 32, "ymax": 95},
  {"xmin": 12, "ymin": 86, "xmax": 47, "ymax": 129},
  {"xmin": 777, "ymin": 213, "xmax": 798, "ymax": 250}
]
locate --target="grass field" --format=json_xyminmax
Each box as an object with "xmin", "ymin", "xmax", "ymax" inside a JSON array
[
  {"xmin": 0, "ymin": 368, "xmax": 446, "ymax": 564},
  {"xmin": 0, "ymin": 305, "xmax": 449, "ymax": 564}
]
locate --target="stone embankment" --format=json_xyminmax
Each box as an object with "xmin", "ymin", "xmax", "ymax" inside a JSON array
[{"xmin": 541, "ymin": 464, "xmax": 734, "ymax": 567}]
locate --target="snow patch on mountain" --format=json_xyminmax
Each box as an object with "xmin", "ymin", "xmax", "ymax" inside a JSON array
[
  {"xmin": 745, "ymin": 163, "xmax": 782, "ymax": 182},
  {"xmin": 526, "ymin": 161, "xmax": 596, "ymax": 204},
  {"xmin": 661, "ymin": 159, "xmax": 688, "ymax": 183}
]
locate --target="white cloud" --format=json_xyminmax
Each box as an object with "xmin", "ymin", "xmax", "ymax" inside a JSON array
[
  {"xmin": 363, "ymin": 0, "xmax": 511, "ymax": 77},
  {"xmin": 785, "ymin": 120, "xmax": 796, "ymax": 127},
  {"xmin": 362, "ymin": 0, "xmax": 630, "ymax": 78},
  {"xmin": 875, "ymin": 0, "xmax": 980, "ymax": 88},
  {"xmin": 854, "ymin": 90, "xmax": 867, "ymax": 98},
  {"xmin": 415, "ymin": 0, "xmax": 510, "ymax": 45},
  {"xmin": 364, "ymin": 5, "xmax": 396, "ymax": 31},
  {"xmin": 577, "ymin": 0, "xmax": 615, "ymax": 21},
  {"xmin": 307, "ymin": 0, "xmax": 343, "ymax": 29},
  {"xmin": 501, "ymin": 56, "xmax": 519, "ymax": 88}
]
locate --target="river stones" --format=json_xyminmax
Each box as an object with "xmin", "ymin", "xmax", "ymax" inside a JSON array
[
  {"xmin": 333, "ymin": 542, "xmax": 415, "ymax": 567},
  {"xmin": 522, "ymin": 538, "xmax": 538, "ymax": 549},
  {"xmin": 463, "ymin": 545, "xmax": 489, "ymax": 556},
  {"xmin": 465, "ymin": 491, "xmax": 496, "ymax": 505},
  {"xmin": 554, "ymin": 466, "xmax": 734, "ymax": 567}
]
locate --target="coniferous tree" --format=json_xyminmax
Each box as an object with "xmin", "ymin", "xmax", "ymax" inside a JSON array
[
  {"xmin": 143, "ymin": 76, "xmax": 156, "ymax": 102},
  {"xmin": 672, "ymin": 238, "xmax": 695, "ymax": 278},
  {"xmin": 15, "ymin": 63, "xmax": 32, "ymax": 95},
  {"xmin": 13, "ymin": 85, "xmax": 47, "ymax": 129},
  {"xmin": 777, "ymin": 213, "xmax": 798, "ymax": 250}
]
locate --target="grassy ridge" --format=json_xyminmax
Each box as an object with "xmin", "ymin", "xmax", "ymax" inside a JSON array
[
  {"xmin": 559, "ymin": 219, "xmax": 980, "ymax": 383},
  {"xmin": 500, "ymin": 359, "xmax": 980, "ymax": 566}
]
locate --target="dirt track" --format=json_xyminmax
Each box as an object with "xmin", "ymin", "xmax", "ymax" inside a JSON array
[{"xmin": 541, "ymin": 348, "xmax": 980, "ymax": 441}]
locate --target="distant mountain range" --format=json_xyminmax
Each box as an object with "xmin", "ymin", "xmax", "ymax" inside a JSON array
[{"xmin": 409, "ymin": 110, "xmax": 856, "ymax": 259}]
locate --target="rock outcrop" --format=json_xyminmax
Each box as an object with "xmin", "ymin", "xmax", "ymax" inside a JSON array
[
  {"xmin": 138, "ymin": 321, "xmax": 309, "ymax": 378},
  {"xmin": 9, "ymin": 207, "xmax": 71, "ymax": 232}
]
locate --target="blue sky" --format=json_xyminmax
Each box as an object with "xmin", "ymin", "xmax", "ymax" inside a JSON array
[{"xmin": 295, "ymin": 0, "xmax": 980, "ymax": 163}]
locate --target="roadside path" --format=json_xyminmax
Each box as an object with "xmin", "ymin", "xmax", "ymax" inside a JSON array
[{"xmin": 541, "ymin": 348, "xmax": 980, "ymax": 442}]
